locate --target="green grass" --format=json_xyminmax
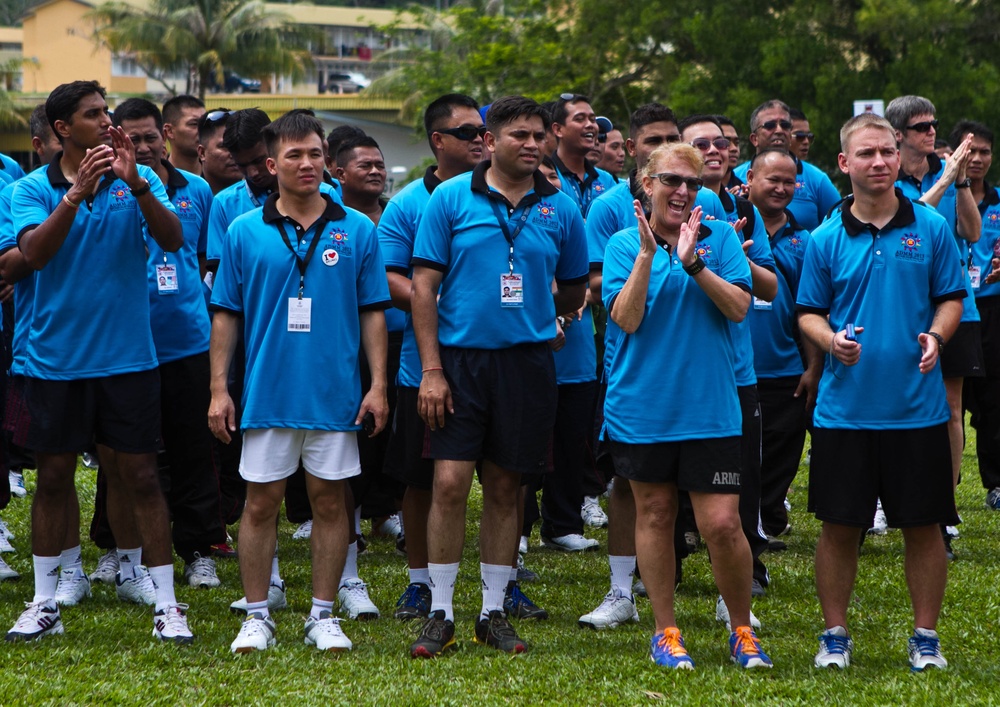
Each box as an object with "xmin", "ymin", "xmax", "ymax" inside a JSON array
[{"xmin": 2, "ymin": 424, "xmax": 999, "ymax": 705}]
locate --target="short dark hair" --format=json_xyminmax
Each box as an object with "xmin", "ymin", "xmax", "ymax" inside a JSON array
[
  {"xmin": 541, "ymin": 155, "xmax": 556, "ymax": 170},
  {"xmin": 161, "ymin": 94, "xmax": 204, "ymax": 126},
  {"xmin": 677, "ymin": 113, "xmax": 722, "ymax": 136},
  {"xmin": 551, "ymin": 94, "xmax": 590, "ymax": 126},
  {"xmin": 111, "ymin": 97, "xmax": 163, "ymax": 130},
  {"xmin": 45, "ymin": 80, "xmax": 106, "ymax": 143},
  {"xmin": 29, "ymin": 104, "xmax": 51, "ymax": 141},
  {"xmin": 788, "ymin": 107, "xmax": 807, "ymax": 122},
  {"xmin": 714, "ymin": 115, "xmax": 736, "ymax": 130},
  {"xmin": 336, "ymin": 135, "xmax": 382, "ymax": 168},
  {"xmin": 261, "ymin": 111, "xmax": 325, "ymax": 158},
  {"xmin": 327, "ymin": 125, "xmax": 367, "ymax": 160},
  {"xmin": 750, "ymin": 146, "xmax": 796, "ymax": 171},
  {"xmin": 629, "ymin": 103, "xmax": 676, "ymax": 139},
  {"xmin": 197, "ymin": 107, "xmax": 231, "ymax": 144},
  {"xmin": 749, "ymin": 99, "xmax": 791, "ymax": 132},
  {"xmin": 949, "ymin": 120, "xmax": 993, "ymax": 149},
  {"xmin": 424, "ymin": 93, "xmax": 479, "ymax": 150},
  {"xmin": 222, "ymin": 108, "xmax": 271, "ymax": 154},
  {"xmin": 485, "ymin": 95, "xmax": 549, "ymax": 133}
]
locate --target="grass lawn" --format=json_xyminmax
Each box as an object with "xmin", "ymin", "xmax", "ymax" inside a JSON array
[{"xmin": 1, "ymin": 425, "xmax": 998, "ymax": 705}]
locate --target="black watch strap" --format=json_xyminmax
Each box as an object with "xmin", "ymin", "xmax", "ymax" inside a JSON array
[{"xmin": 927, "ymin": 331, "xmax": 946, "ymax": 349}]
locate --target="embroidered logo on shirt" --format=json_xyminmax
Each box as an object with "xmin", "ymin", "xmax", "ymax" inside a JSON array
[
  {"xmin": 328, "ymin": 228, "xmax": 352, "ymax": 256},
  {"xmin": 110, "ymin": 184, "xmax": 136, "ymax": 211},
  {"xmin": 896, "ymin": 233, "xmax": 925, "ymax": 263},
  {"xmin": 787, "ymin": 235, "xmax": 804, "ymax": 251},
  {"xmin": 536, "ymin": 202, "xmax": 556, "ymax": 219}
]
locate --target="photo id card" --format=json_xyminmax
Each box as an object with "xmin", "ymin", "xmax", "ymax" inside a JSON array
[
  {"xmin": 753, "ymin": 296, "xmax": 773, "ymax": 310},
  {"xmin": 970, "ymin": 265, "xmax": 981, "ymax": 290},
  {"xmin": 500, "ymin": 273, "xmax": 523, "ymax": 308},
  {"xmin": 156, "ymin": 264, "xmax": 178, "ymax": 294},
  {"xmin": 288, "ymin": 297, "xmax": 312, "ymax": 332}
]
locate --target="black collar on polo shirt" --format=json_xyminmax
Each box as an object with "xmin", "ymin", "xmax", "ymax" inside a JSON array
[
  {"xmin": 161, "ymin": 159, "xmax": 188, "ymax": 198},
  {"xmin": 422, "ymin": 165, "xmax": 443, "ymax": 194},
  {"xmin": 840, "ymin": 188, "xmax": 915, "ymax": 237},
  {"xmin": 261, "ymin": 192, "xmax": 346, "ymax": 225},
  {"xmin": 898, "ymin": 151, "xmax": 942, "ymax": 186},
  {"xmin": 46, "ymin": 151, "xmax": 123, "ymax": 201},
  {"xmin": 550, "ymin": 150, "xmax": 600, "ymax": 186},
  {"xmin": 980, "ymin": 181, "xmax": 1000, "ymax": 212},
  {"xmin": 470, "ymin": 160, "xmax": 557, "ymax": 207}
]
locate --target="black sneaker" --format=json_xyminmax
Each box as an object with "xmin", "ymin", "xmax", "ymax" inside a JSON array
[
  {"xmin": 474, "ymin": 610, "xmax": 527, "ymax": 653},
  {"xmin": 410, "ymin": 610, "xmax": 456, "ymax": 658},
  {"xmin": 395, "ymin": 582, "xmax": 431, "ymax": 621},
  {"xmin": 504, "ymin": 582, "xmax": 549, "ymax": 620}
]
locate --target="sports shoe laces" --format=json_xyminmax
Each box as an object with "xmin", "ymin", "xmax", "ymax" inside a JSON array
[
  {"xmin": 397, "ymin": 584, "xmax": 430, "ymax": 612},
  {"xmin": 313, "ymin": 615, "xmax": 345, "ymax": 636},
  {"xmin": 343, "ymin": 580, "xmax": 371, "ymax": 598},
  {"xmin": 508, "ymin": 584, "xmax": 536, "ymax": 608},
  {"xmin": 416, "ymin": 614, "xmax": 451, "ymax": 641},
  {"xmin": 655, "ymin": 628, "xmax": 687, "ymax": 657},
  {"xmin": 160, "ymin": 604, "xmax": 190, "ymax": 632},
  {"xmin": 821, "ymin": 632, "xmax": 851, "ymax": 655},
  {"xmin": 912, "ymin": 633, "xmax": 941, "ymax": 658},
  {"xmin": 732, "ymin": 626, "xmax": 763, "ymax": 656},
  {"xmin": 487, "ymin": 612, "xmax": 518, "ymax": 638},
  {"xmin": 242, "ymin": 614, "xmax": 272, "ymax": 637},
  {"xmin": 13, "ymin": 601, "xmax": 57, "ymax": 630},
  {"xmin": 189, "ymin": 555, "xmax": 215, "ymax": 576}
]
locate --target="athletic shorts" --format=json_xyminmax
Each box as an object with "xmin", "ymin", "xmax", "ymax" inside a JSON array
[
  {"xmin": 429, "ymin": 344, "xmax": 557, "ymax": 475},
  {"xmin": 939, "ymin": 321, "xmax": 985, "ymax": 379},
  {"xmin": 24, "ymin": 369, "xmax": 161, "ymax": 454},
  {"xmin": 808, "ymin": 423, "xmax": 958, "ymax": 528},
  {"xmin": 383, "ymin": 386, "xmax": 434, "ymax": 491},
  {"xmin": 239, "ymin": 428, "xmax": 361, "ymax": 483},
  {"xmin": 607, "ymin": 436, "xmax": 742, "ymax": 493}
]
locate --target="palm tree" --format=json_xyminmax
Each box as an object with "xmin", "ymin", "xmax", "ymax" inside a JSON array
[{"xmin": 87, "ymin": 0, "xmax": 316, "ymax": 99}]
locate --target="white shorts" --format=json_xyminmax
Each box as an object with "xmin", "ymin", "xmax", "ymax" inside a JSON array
[{"xmin": 239, "ymin": 428, "xmax": 361, "ymax": 483}]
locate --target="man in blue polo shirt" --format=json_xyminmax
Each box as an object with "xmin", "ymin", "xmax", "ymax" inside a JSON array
[
  {"xmin": 797, "ymin": 113, "xmax": 965, "ymax": 672},
  {"xmin": 550, "ymin": 94, "xmax": 616, "ymax": 218},
  {"xmin": 408, "ymin": 95, "xmax": 587, "ymax": 657},
  {"xmin": 5, "ymin": 80, "xmax": 192, "ymax": 644},
  {"xmin": 210, "ymin": 111, "xmax": 390, "ymax": 654},
  {"xmin": 734, "ymin": 99, "xmax": 841, "ymax": 231}
]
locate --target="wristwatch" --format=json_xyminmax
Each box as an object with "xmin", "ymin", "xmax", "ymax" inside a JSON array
[
  {"xmin": 927, "ymin": 331, "xmax": 946, "ymax": 350},
  {"xmin": 956, "ymin": 178, "xmax": 972, "ymax": 189}
]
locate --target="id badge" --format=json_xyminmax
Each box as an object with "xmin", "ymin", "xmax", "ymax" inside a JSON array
[
  {"xmin": 753, "ymin": 296, "xmax": 773, "ymax": 310},
  {"xmin": 970, "ymin": 265, "xmax": 981, "ymax": 290},
  {"xmin": 500, "ymin": 273, "xmax": 523, "ymax": 308},
  {"xmin": 288, "ymin": 297, "xmax": 312, "ymax": 332},
  {"xmin": 156, "ymin": 264, "xmax": 178, "ymax": 294}
]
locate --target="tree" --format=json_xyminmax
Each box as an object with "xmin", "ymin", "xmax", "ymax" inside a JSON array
[{"xmin": 87, "ymin": 0, "xmax": 316, "ymax": 99}]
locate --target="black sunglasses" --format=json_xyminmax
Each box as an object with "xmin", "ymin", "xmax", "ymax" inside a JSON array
[
  {"xmin": 758, "ymin": 119, "xmax": 792, "ymax": 132},
  {"xmin": 792, "ymin": 131, "xmax": 815, "ymax": 140},
  {"xmin": 691, "ymin": 137, "xmax": 731, "ymax": 152},
  {"xmin": 648, "ymin": 172, "xmax": 704, "ymax": 191},
  {"xmin": 204, "ymin": 109, "xmax": 235, "ymax": 124},
  {"xmin": 906, "ymin": 119, "xmax": 938, "ymax": 133},
  {"xmin": 436, "ymin": 125, "xmax": 487, "ymax": 141}
]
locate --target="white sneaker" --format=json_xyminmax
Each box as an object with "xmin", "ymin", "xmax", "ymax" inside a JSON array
[
  {"xmin": 305, "ymin": 611, "xmax": 352, "ymax": 651},
  {"xmin": 292, "ymin": 520, "xmax": 313, "ymax": 540},
  {"xmin": 89, "ymin": 550, "xmax": 120, "ymax": 584},
  {"xmin": 0, "ymin": 517, "xmax": 14, "ymax": 539},
  {"xmin": 338, "ymin": 578, "xmax": 380, "ymax": 620},
  {"xmin": 715, "ymin": 595, "xmax": 761, "ymax": 631},
  {"xmin": 5, "ymin": 599, "xmax": 63, "ymax": 642},
  {"xmin": 373, "ymin": 514, "xmax": 402, "ymax": 539},
  {"xmin": 815, "ymin": 625, "xmax": 853, "ymax": 669},
  {"xmin": 230, "ymin": 580, "xmax": 288, "ymax": 615},
  {"xmin": 183, "ymin": 553, "xmax": 221, "ymax": 589},
  {"xmin": 152, "ymin": 603, "xmax": 194, "ymax": 645},
  {"xmin": 578, "ymin": 586, "xmax": 639, "ymax": 630},
  {"xmin": 945, "ymin": 525, "xmax": 959, "ymax": 539},
  {"xmin": 909, "ymin": 627, "xmax": 947, "ymax": 671},
  {"xmin": 231, "ymin": 612, "xmax": 276, "ymax": 653},
  {"xmin": 8, "ymin": 471, "xmax": 26, "ymax": 498},
  {"xmin": 581, "ymin": 497, "xmax": 609, "ymax": 528},
  {"xmin": 867, "ymin": 499, "xmax": 888, "ymax": 535},
  {"xmin": 55, "ymin": 568, "xmax": 91, "ymax": 606},
  {"xmin": 0, "ymin": 556, "xmax": 19, "ymax": 581},
  {"xmin": 518, "ymin": 535, "xmax": 528, "ymax": 555},
  {"xmin": 81, "ymin": 453, "xmax": 99, "ymax": 469},
  {"xmin": 0, "ymin": 531, "xmax": 13, "ymax": 554},
  {"xmin": 541, "ymin": 533, "xmax": 599, "ymax": 552},
  {"xmin": 116, "ymin": 565, "xmax": 156, "ymax": 605}
]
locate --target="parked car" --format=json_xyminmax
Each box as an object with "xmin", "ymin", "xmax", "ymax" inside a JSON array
[
  {"xmin": 211, "ymin": 71, "xmax": 261, "ymax": 94},
  {"xmin": 323, "ymin": 72, "xmax": 369, "ymax": 94}
]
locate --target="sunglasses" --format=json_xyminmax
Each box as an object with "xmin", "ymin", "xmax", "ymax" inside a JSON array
[
  {"xmin": 691, "ymin": 137, "xmax": 731, "ymax": 152},
  {"xmin": 906, "ymin": 119, "xmax": 938, "ymax": 133},
  {"xmin": 436, "ymin": 125, "xmax": 487, "ymax": 141},
  {"xmin": 648, "ymin": 172, "xmax": 704, "ymax": 191},
  {"xmin": 204, "ymin": 109, "xmax": 235, "ymax": 124},
  {"xmin": 757, "ymin": 119, "xmax": 792, "ymax": 132},
  {"xmin": 792, "ymin": 131, "xmax": 814, "ymax": 140}
]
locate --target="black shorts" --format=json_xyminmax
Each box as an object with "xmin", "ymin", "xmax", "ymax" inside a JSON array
[
  {"xmin": 939, "ymin": 321, "xmax": 985, "ymax": 379},
  {"xmin": 3, "ymin": 375, "xmax": 32, "ymax": 449},
  {"xmin": 607, "ymin": 436, "xmax": 742, "ymax": 493},
  {"xmin": 808, "ymin": 424, "xmax": 958, "ymax": 528},
  {"xmin": 383, "ymin": 386, "xmax": 434, "ymax": 491},
  {"xmin": 24, "ymin": 369, "xmax": 162, "ymax": 454},
  {"xmin": 429, "ymin": 344, "xmax": 557, "ymax": 475}
]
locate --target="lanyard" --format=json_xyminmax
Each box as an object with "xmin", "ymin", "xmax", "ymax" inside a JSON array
[
  {"xmin": 275, "ymin": 218, "xmax": 327, "ymax": 299},
  {"xmin": 244, "ymin": 179, "xmax": 269, "ymax": 208},
  {"xmin": 489, "ymin": 198, "xmax": 529, "ymax": 275},
  {"xmin": 562, "ymin": 169, "xmax": 594, "ymax": 216}
]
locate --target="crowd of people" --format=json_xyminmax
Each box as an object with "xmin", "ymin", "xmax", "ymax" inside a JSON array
[{"xmin": 0, "ymin": 79, "xmax": 998, "ymax": 673}]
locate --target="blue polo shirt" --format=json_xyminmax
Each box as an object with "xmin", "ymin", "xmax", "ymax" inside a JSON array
[
  {"xmin": 13, "ymin": 156, "xmax": 173, "ymax": 379},
  {"xmin": 412, "ymin": 161, "xmax": 589, "ymax": 350},
  {"xmin": 735, "ymin": 158, "xmax": 840, "ymax": 231},
  {"xmin": 602, "ymin": 220, "xmax": 751, "ymax": 442},
  {"xmin": 0, "ymin": 153, "xmax": 24, "ymax": 184},
  {"xmin": 748, "ymin": 213, "xmax": 810, "ymax": 378},
  {"xmin": 211, "ymin": 194, "xmax": 390, "ymax": 430},
  {"xmin": 379, "ymin": 166, "xmax": 442, "ymax": 388},
  {"xmin": 554, "ymin": 304, "xmax": 597, "ymax": 384},
  {"xmin": 0, "ymin": 182, "xmax": 31, "ymax": 374},
  {"xmin": 974, "ymin": 184, "xmax": 1000, "ymax": 299},
  {"xmin": 550, "ymin": 152, "xmax": 617, "ymax": 218},
  {"xmin": 147, "ymin": 162, "xmax": 213, "ymax": 363},
  {"xmin": 796, "ymin": 191, "xmax": 966, "ymax": 429}
]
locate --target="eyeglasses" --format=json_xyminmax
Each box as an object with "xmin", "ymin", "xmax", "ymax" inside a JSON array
[
  {"xmin": 691, "ymin": 137, "xmax": 731, "ymax": 152},
  {"xmin": 792, "ymin": 131, "xmax": 814, "ymax": 141},
  {"xmin": 648, "ymin": 173, "xmax": 704, "ymax": 191},
  {"xmin": 204, "ymin": 109, "xmax": 235, "ymax": 124},
  {"xmin": 906, "ymin": 119, "xmax": 938, "ymax": 133},
  {"xmin": 757, "ymin": 119, "xmax": 792, "ymax": 132},
  {"xmin": 436, "ymin": 125, "xmax": 487, "ymax": 141}
]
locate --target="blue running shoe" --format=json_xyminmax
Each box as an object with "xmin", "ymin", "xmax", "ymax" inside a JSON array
[
  {"xmin": 504, "ymin": 581, "xmax": 548, "ymax": 620},
  {"xmin": 909, "ymin": 628, "xmax": 947, "ymax": 671},
  {"xmin": 730, "ymin": 626, "xmax": 773, "ymax": 669},
  {"xmin": 815, "ymin": 625, "xmax": 853, "ymax": 669},
  {"xmin": 394, "ymin": 582, "xmax": 431, "ymax": 621},
  {"xmin": 650, "ymin": 628, "xmax": 694, "ymax": 669}
]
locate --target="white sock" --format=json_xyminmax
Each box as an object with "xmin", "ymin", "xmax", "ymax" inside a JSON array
[
  {"xmin": 354, "ymin": 507, "xmax": 362, "ymax": 536},
  {"xmin": 59, "ymin": 545, "xmax": 83, "ymax": 573},
  {"xmin": 32, "ymin": 555, "xmax": 61, "ymax": 603},
  {"xmin": 245, "ymin": 600, "xmax": 269, "ymax": 621},
  {"xmin": 508, "ymin": 566, "xmax": 518, "ymax": 584},
  {"xmin": 147, "ymin": 564, "xmax": 176, "ymax": 611},
  {"xmin": 428, "ymin": 561, "xmax": 460, "ymax": 621},
  {"xmin": 270, "ymin": 553, "xmax": 281, "ymax": 585},
  {"xmin": 397, "ymin": 511, "xmax": 404, "ymax": 535},
  {"xmin": 340, "ymin": 541, "xmax": 359, "ymax": 586},
  {"xmin": 310, "ymin": 597, "xmax": 334, "ymax": 620},
  {"xmin": 118, "ymin": 547, "xmax": 141, "ymax": 576},
  {"xmin": 609, "ymin": 555, "xmax": 635, "ymax": 597},
  {"xmin": 480, "ymin": 563, "xmax": 510, "ymax": 619},
  {"xmin": 409, "ymin": 567, "xmax": 430, "ymax": 586}
]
